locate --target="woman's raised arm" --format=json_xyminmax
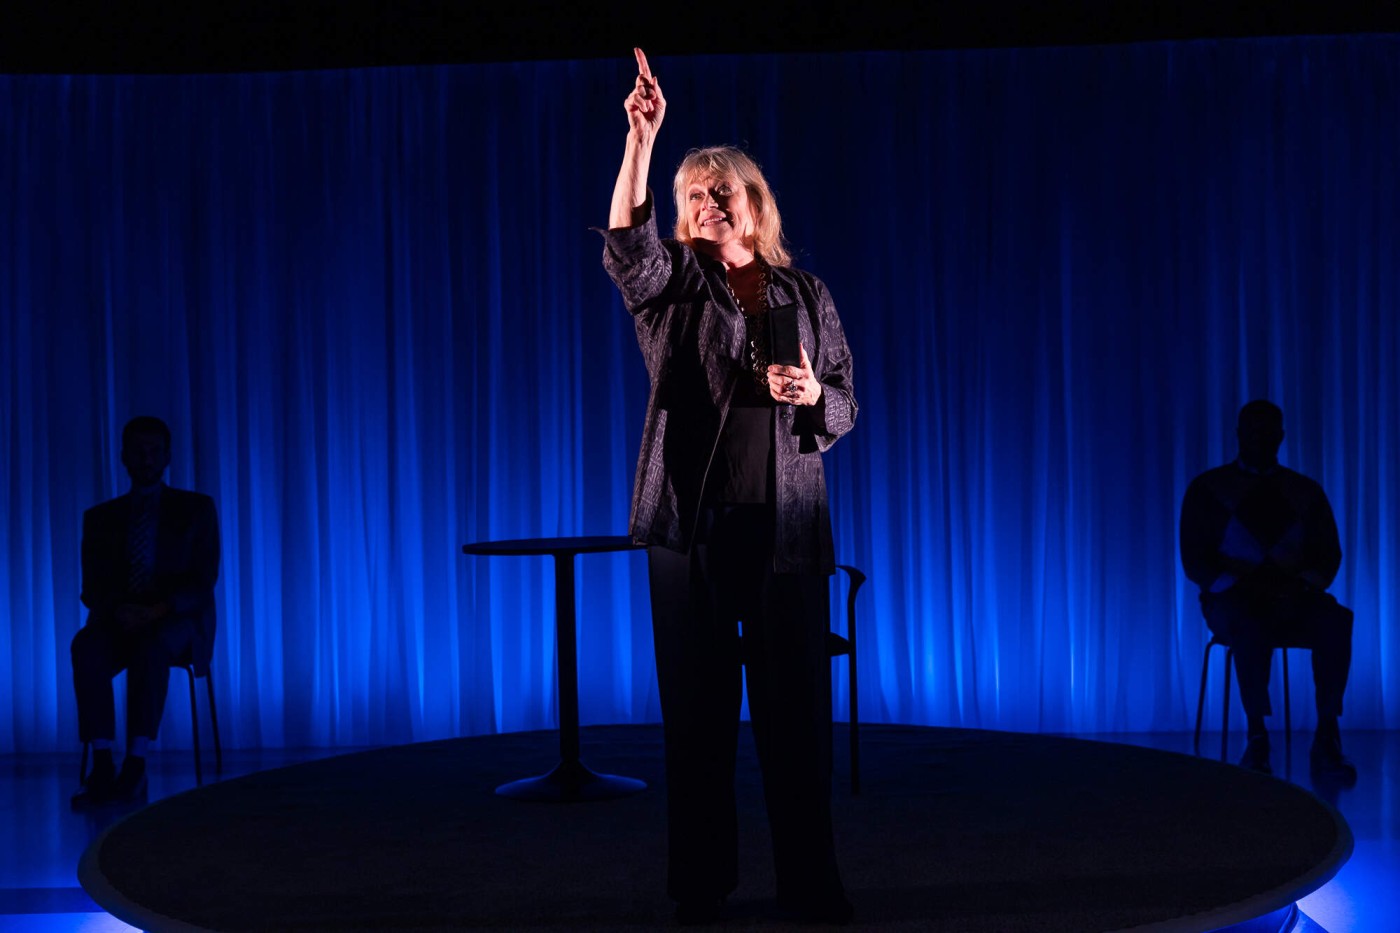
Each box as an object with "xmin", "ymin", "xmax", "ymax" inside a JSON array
[{"xmin": 609, "ymin": 48, "xmax": 666, "ymax": 229}]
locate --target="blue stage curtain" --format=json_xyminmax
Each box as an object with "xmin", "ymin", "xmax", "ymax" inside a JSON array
[{"xmin": 2, "ymin": 38, "xmax": 1397, "ymax": 752}]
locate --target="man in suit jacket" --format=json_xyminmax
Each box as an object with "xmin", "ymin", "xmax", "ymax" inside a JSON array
[{"xmin": 70, "ymin": 416, "xmax": 220, "ymax": 807}]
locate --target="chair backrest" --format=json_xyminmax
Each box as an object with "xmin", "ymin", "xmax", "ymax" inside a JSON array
[
  {"xmin": 835, "ymin": 565, "xmax": 865, "ymax": 633},
  {"xmin": 827, "ymin": 565, "xmax": 865, "ymax": 656}
]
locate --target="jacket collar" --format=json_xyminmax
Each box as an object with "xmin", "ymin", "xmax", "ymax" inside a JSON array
[{"xmin": 696, "ymin": 251, "xmax": 798, "ymax": 311}]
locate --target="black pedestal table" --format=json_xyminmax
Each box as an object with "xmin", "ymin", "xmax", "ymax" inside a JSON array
[{"xmin": 461, "ymin": 535, "xmax": 648, "ymax": 801}]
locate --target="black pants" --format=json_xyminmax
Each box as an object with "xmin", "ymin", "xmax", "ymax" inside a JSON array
[
  {"xmin": 648, "ymin": 505, "xmax": 844, "ymax": 907},
  {"xmin": 1201, "ymin": 588, "xmax": 1353, "ymax": 722},
  {"xmin": 71, "ymin": 616, "xmax": 197, "ymax": 743}
]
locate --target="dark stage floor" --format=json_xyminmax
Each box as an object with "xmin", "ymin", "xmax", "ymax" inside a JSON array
[{"xmin": 3, "ymin": 728, "xmax": 1398, "ymax": 932}]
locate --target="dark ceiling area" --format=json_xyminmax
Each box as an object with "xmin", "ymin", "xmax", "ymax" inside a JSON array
[{"xmin": 2, "ymin": 1, "xmax": 1398, "ymax": 74}]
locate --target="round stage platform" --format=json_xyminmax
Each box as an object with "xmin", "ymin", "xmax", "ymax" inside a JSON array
[{"xmin": 80, "ymin": 724, "xmax": 1350, "ymax": 931}]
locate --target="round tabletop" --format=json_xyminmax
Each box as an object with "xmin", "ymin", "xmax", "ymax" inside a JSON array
[{"xmin": 461, "ymin": 535, "xmax": 643, "ymax": 557}]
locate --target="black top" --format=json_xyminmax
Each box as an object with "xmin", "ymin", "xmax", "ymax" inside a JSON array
[{"xmin": 706, "ymin": 325, "xmax": 777, "ymax": 505}]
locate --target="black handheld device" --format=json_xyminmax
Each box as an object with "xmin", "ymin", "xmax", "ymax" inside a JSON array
[{"xmin": 768, "ymin": 304, "xmax": 801, "ymax": 367}]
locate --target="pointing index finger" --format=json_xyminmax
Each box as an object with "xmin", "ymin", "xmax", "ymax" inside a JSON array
[{"xmin": 634, "ymin": 47, "xmax": 652, "ymax": 79}]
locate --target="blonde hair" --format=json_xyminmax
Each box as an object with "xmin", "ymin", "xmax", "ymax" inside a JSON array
[{"xmin": 671, "ymin": 146, "xmax": 792, "ymax": 267}]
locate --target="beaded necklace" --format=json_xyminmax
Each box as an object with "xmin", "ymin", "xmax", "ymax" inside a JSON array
[{"xmin": 726, "ymin": 261, "xmax": 770, "ymax": 390}]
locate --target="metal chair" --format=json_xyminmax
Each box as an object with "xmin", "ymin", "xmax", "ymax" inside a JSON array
[
  {"xmin": 80, "ymin": 655, "xmax": 223, "ymax": 787},
  {"xmin": 736, "ymin": 564, "xmax": 866, "ymax": 793},
  {"xmin": 1193, "ymin": 634, "xmax": 1295, "ymax": 761}
]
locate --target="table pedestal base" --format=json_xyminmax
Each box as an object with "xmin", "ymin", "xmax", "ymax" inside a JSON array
[{"xmin": 495, "ymin": 759, "xmax": 647, "ymax": 802}]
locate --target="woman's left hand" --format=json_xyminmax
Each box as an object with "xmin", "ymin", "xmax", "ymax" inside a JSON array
[{"xmin": 768, "ymin": 344, "xmax": 822, "ymax": 406}]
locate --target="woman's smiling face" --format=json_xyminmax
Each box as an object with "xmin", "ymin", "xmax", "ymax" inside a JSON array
[{"xmin": 684, "ymin": 175, "xmax": 753, "ymax": 251}]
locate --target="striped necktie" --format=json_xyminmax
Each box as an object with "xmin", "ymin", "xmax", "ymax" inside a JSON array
[{"xmin": 127, "ymin": 492, "xmax": 159, "ymax": 595}]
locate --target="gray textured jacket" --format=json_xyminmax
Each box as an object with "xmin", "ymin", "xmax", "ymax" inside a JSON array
[{"xmin": 602, "ymin": 202, "xmax": 857, "ymax": 574}]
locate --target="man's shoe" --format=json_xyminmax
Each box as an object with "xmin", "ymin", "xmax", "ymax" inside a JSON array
[
  {"xmin": 1310, "ymin": 732, "xmax": 1358, "ymax": 786},
  {"xmin": 106, "ymin": 756, "xmax": 149, "ymax": 805},
  {"xmin": 1238, "ymin": 733, "xmax": 1272, "ymax": 774},
  {"xmin": 70, "ymin": 752, "xmax": 118, "ymax": 811}
]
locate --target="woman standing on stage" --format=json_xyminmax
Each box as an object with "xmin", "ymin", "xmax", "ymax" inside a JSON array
[{"xmin": 601, "ymin": 48, "xmax": 858, "ymax": 925}]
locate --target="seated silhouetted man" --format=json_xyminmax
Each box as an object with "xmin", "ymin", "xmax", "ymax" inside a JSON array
[
  {"xmin": 70, "ymin": 417, "xmax": 220, "ymax": 808},
  {"xmin": 1179, "ymin": 400, "xmax": 1354, "ymax": 782}
]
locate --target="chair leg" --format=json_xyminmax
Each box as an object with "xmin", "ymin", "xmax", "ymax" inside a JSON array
[
  {"xmin": 841, "ymin": 566, "xmax": 864, "ymax": 796},
  {"xmin": 1282, "ymin": 649, "xmax": 1291, "ymax": 760},
  {"xmin": 186, "ymin": 665, "xmax": 203, "ymax": 786},
  {"xmin": 1194, "ymin": 644, "xmax": 1213, "ymax": 756},
  {"xmin": 848, "ymin": 648, "xmax": 859, "ymax": 796},
  {"xmin": 79, "ymin": 742, "xmax": 90, "ymax": 786},
  {"xmin": 1221, "ymin": 648, "xmax": 1233, "ymax": 762},
  {"xmin": 205, "ymin": 672, "xmax": 222, "ymax": 777}
]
